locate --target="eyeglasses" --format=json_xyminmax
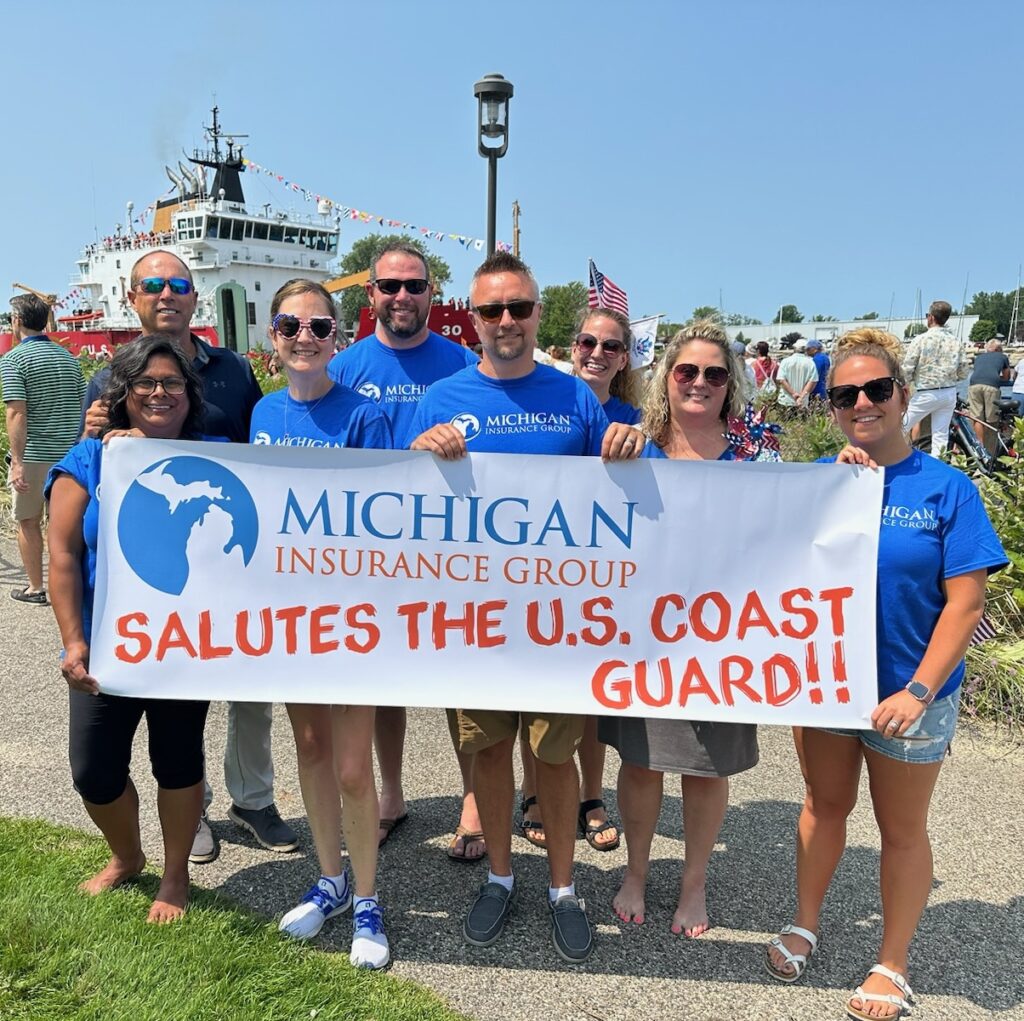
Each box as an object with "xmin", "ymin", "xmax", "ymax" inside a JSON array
[
  {"xmin": 374, "ymin": 278, "xmax": 430, "ymax": 296},
  {"xmin": 136, "ymin": 276, "xmax": 193, "ymax": 295},
  {"xmin": 671, "ymin": 363, "xmax": 730, "ymax": 388},
  {"xmin": 827, "ymin": 376, "xmax": 898, "ymax": 410},
  {"xmin": 130, "ymin": 376, "xmax": 187, "ymax": 396},
  {"xmin": 472, "ymin": 300, "xmax": 537, "ymax": 323},
  {"xmin": 575, "ymin": 333, "xmax": 626, "ymax": 355},
  {"xmin": 272, "ymin": 314, "xmax": 337, "ymax": 341}
]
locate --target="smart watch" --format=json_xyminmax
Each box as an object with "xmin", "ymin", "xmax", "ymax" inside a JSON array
[{"xmin": 904, "ymin": 680, "xmax": 934, "ymax": 704}]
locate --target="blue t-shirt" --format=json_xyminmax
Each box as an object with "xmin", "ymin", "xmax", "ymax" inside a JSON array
[
  {"xmin": 249, "ymin": 384, "xmax": 393, "ymax": 449},
  {"xmin": 327, "ymin": 331, "xmax": 478, "ymax": 448},
  {"xmin": 819, "ymin": 448, "xmax": 1006, "ymax": 701},
  {"xmin": 811, "ymin": 352, "xmax": 831, "ymax": 399},
  {"xmin": 603, "ymin": 395, "xmax": 642, "ymax": 426},
  {"xmin": 641, "ymin": 443, "xmax": 742, "ymax": 461},
  {"xmin": 410, "ymin": 363, "xmax": 609, "ymax": 456}
]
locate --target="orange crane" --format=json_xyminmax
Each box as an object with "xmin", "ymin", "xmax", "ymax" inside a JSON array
[{"xmin": 11, "ymin": 282, "xmax": 58, "ymax": 331}]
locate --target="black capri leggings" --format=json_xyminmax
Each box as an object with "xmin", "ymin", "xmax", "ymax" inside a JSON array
[{"xmin": 69, "ymin": 688, "xmax": 210, "ymax": 805}]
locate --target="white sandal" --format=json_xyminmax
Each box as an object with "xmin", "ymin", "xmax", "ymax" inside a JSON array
[
  {"xmin": 765, "ymin": 924, "xmax": 818, "ymax": 983},
  {"xmin": 847, "ymin": 964, "xmax": 915, "ymax": 1020}
]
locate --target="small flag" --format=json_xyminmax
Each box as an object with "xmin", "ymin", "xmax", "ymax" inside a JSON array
[
  {"xmin": 628, "ymin": 314, "xmax": 660, "ymax": 369},
  {"xmin": 588, "ymin": 259, "xmax": 629, "ymax": 316}
]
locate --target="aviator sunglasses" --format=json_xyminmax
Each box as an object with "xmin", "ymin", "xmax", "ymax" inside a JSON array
[
  {"xmin": 672, "ymin": 363, "xmax": 730, "ymax": 388},
  {"xmin": 575, "ymin": 333, "xmax": 626, "ymax": 355},
  {"xmin": 374, "ymin": 278, "xmax": 430, "ymax": 295},
  {"xmin": 136, "ymin": 276, "xmax": 193, "ymax": 295},
  {"xmin": 272, "ymin": 314, "xmax": 337, "ymax": 341},
  {"xmin": 827, "ymin": 376, "xmax": 899, "ymax": 410},
  {"xmin": 472, "ymin": 300, "xmax": 537, "ymax": 323}
]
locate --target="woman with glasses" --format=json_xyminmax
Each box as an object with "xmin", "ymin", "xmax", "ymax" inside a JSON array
[
  {"xmin": 252, "ymin": 279, "xmax": 394, "ymax": 969},
  {"xmin": 46, "ymin": 335, "xmax": 216, "ymax": 924},
  {"xmin": 600, "ymin": 320, "xmax": 777, "ymax": 937},
  {"xmin": 766, "ymin": 329, "xmax": 1005, "ymax": 1021}
]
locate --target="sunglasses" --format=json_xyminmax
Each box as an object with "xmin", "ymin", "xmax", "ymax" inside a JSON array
[
  {"xmin": 130, "ymin": 376, "xmax": 186, "ymax": 396},
  {"xmin": 136, "ymin": 276, "xmax": 192, "ymax": 295},
  {"xmin": 575, "ymin": 333, "xmax": 626, "ymax": 355},
  {"xmin": 374, "ymin": 278, "xmax": 429, "ymax": 296},
  {"xmin": 473, "ymin": 300, "xmax": 537, "ymax": 323},
  {"xmin": 272, "ymin": 314, "xmax": 337, "ymax": 341},
  {"xmin": 827, "ymin": 376, "xmax": 898, "ymax": 410},
  {"xmin": 671, "ymin": 363, "xmax": 730, "ymax": 388}
]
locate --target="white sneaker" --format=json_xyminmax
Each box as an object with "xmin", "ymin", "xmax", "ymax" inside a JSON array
[
  {"xmin": 350, "ymin": 899, "xmax": 390, "ymax": 970},
  {"xmin": 279, "ymin": 873, "xmax": 352, "ymax": 940}
]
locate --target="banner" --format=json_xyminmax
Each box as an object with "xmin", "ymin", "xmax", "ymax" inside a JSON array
[
  {"xmin": 91, "ymin": 441, "xmax": 883, "ymax": 728},
  {"xmin": 629, "ymin": 315, "xmax": 660, "ymax": 369}
]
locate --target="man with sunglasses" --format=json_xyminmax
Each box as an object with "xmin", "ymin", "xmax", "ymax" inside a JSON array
[
  {"xmin": 81, "ymin": 250, "xmax": 295, "ymax": 867},
  {"xmin": 327, "ymin": 242, "xmax": 480, "ymax": 857},
  {"xmin": 409, "ymin": 252, "xmax": 639, "ymax": 965}
]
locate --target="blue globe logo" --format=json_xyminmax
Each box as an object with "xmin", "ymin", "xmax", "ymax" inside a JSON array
[
  {"xmin": 117, "ymin": 456, "xmax": 259, "ymax": 596},
  {"xmin": 451, "ymin": 412, "xmax": 481, "ymax": 441}
]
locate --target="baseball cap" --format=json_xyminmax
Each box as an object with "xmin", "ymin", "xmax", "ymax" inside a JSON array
[
  {"xmin": 805, "ymin": 338, "xmax": 822, "ymax": 350},
  {"xmin": 794, "ymin": 339, "xmax": 807, "ymax": 352},
  {"xmin": 730, "ymin": 340, "xmax": 746, "ymax": 356}
]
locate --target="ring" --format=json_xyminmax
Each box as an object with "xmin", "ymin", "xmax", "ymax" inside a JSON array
[
  {"xmin": 887, "ymin": 720, "xmax": 899, "ymax": 730},
  {"xmin": 624, "ymin": 437, "xmax": 635, "ymax": 447}
]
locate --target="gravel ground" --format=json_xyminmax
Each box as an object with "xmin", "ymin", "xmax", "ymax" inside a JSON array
[{"xmin": 2, "ymin": 534, "xmax": 1023, "ymax": 1020}]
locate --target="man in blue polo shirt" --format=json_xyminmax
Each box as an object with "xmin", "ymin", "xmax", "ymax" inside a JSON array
[
  {"xmin": 81, "ymin": 249, "xmax": 295, "ymax": 867},
  {"xmin": 327, "ymin": 243, "xmax": 480, "ymax": 858}
]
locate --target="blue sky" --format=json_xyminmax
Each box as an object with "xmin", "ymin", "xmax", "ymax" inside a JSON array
[{"xmin": 4, "ymin": 0, "xmax": 1020, "ymax": 325}]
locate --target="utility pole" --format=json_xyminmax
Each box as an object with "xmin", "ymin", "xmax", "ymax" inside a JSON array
[{"xmin": 512, "ymin": 200, "xmax": 521, "ymax": 257}]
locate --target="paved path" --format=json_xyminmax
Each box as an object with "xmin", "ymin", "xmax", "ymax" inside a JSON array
[{"xmin": 2, "ymin": 533, "xmax": 1023, "ymax": 1020}]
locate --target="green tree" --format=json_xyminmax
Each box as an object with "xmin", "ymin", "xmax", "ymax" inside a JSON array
[
  {"xmin": 657, "ymin": 321, "xmax": 685, "ymax": 341},
  {"xmin": 725, "ymin": 312, "xmax": 762, "ymax": 326},
  {"xmin": 775, "ymin": 304, "xmax": 804, "ymax": 323},
  {"xmin": 811, "ymin": 314, "xmax": 838, "ymax": 322},
  {"xmin": 690, "ymin": 306, "xmax": 721, "ymax": 322},
  {"xmin": 904, "ymin": 322, "xmax": 927, "ymax": 339},
  {"xmin": 966, "ymin": 290, "xmax": 1018, "ymax": 338},
  {"xmin": 853, "ymin": 311, "xmax": 879, "ymax": 321},
  {"xmin": 970, "ymin": 319, "xmax": 998, "ymax": 344},
  {"xmin": 335, "ymin": 233, "xmax": 452, "ymax": 333},
  {"xmin": 537, "ymin": 281, "xmax": 588, "ymax": 349}
]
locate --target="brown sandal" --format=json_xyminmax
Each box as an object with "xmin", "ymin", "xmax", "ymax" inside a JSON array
[{"xmin": 447, "ymin": 825, "xmax": 487, "ymax": 863}]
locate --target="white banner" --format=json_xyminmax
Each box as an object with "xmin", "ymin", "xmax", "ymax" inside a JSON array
[
  {"xmin": 629, "ymin": 315, "xmax": 660, "ymax": 369},
  {"xmin": 91, "ymin": 440, "xmax": 883, "ymax": 727}
]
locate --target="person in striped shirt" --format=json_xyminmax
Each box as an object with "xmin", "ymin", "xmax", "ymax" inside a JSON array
[{"xmin": 2, "ymin": 293, "xmax": 85, "ymax": 604}]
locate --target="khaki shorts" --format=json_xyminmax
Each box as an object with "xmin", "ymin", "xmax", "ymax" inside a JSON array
[
  {"xmin": 9, "ymin": 461, "xmax": 54, "ymax": 522},
  {"xmin": 447, "ymin": 707, "xmax": 584, "ymax": 764},
  {"xmin": 968, "ymin": 384, "xmax": 1001, "ymax": 425}
]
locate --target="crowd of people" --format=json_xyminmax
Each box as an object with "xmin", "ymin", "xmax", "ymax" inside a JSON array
[{"xmin": 2, "ymin": 249, "xmax": 1010, "ymax": 1018}]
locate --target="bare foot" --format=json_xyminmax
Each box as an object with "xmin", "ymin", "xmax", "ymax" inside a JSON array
[
  {"xmin": 848, "ymin": 968, "xmax": 910, "ymax": 1019},
  {"xmin": 767, "ymin": 929, "xmax": 814, "ymax": 977},
  {"xmin": 612, "ymin": 870, "xmax": 647, "ymax": 924},
  {"xmin": 79, "ymin": 852, "xmax": 146, "ymax": 895},
  {"xmin": 147, "ymin": 871, "xmax": 189, "ymax": 924},
  {"xmin": 671, "ymin": 870, "xmax": 709, "ymax": 937}
]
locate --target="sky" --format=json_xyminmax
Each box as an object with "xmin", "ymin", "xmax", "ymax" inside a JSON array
[{"xmin": 4, "ymin": 0, "xmax": 1022, "ymax": 326}]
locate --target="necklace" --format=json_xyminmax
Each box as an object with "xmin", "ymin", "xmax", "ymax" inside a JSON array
[{"xmin": 283, "ymin": 384, "xmax": 332, "ymax": 442}]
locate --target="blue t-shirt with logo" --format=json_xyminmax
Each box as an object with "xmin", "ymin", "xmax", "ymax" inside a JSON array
[
  {"xmin": 250, "ymin": 385, "xmax": 393, "ymax": 449},
  {"xmin": 819, "ymin": 448, "xmax": 1006, "ymax": 701},
  {"xmin": 410, "ymin": 363, "xmax": 609, "ymax": 455},
  {"xmin": 603, "ymin": 395, "xmax": 642, "ymax": 425},
  {"xmin": 327, "ymin": 332, "xmax": 478, "ymax": 448}
]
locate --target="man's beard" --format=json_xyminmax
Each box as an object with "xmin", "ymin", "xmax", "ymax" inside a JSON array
[{"xmin": 381, "ymin": 305, "xmax": 426, "ymax": 339}]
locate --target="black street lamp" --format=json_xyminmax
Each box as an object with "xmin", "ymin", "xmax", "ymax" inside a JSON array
[{"xmin": 474, "ymin": 73, "xmax": 514, "ymax": 257}]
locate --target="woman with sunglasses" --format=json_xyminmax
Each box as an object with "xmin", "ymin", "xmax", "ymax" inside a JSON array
[
  {"xmin": 766, "ymin": 329, "xmax": 1005, "ymax": 1021},
  {"xmin": 600, "ymin": 320, "xmax": 776, "ymax": 936},
  {"xmin": 46, "ymin": 335, "xmax": 215, "ymax": 924},
  {"xmin": 252, "ymin": 279, "xmax": 394, "ymax": 970}
]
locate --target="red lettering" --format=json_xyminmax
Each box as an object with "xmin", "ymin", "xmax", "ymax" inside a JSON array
[
  {"xmin": 819, "ymin": 586, "xmax": 853, "ymax": 637},
  {"xmin": 236, "ymin": 608, "xmax": 273, "ymax": 656},
  {"xmin": 397, "ymin": 601, "xmax": 429, "ymax": 650},
  {"xmin": 651, "ymin": 593, "xmax": 686, "ymax": 642},
  {"xmin": 636, "ymin": 657, "xmax": 672, "ymax": 707},
  {"xmin": 274, "ymin": 605, "xmax": 308, "ymax": 655},
  {"xmin": 719, "ymin": 656, "xmax": 760, "ymax": 706},
  {"xmin": 736, "ymin": 590, "xmax": 779, "ymax": 640},
  {"xmin": 345, "ymin": 604, "xmax": 380, "ymax": 653},
  {"xmin": 678, "ymin": 657, "xmax": 719, "ymax": 706},
  {"xmin": 155, "ymin": 612, "xmax": 198, "ymax": 661},
  {"xmin": 477, "ymin": 601, "xmax": 507, "ymax": 649},
  {"xmin": 115, "ymin": 612, "xmax": 151, "ymax": 663},
  {"xmin": 805, "ymin": 642, "xmax": 822, "ymax": 704},
  {"xmin": 690, "ymin": 591, "xmax": 730, "ymax": 642},
  {"xmin": 780, "ymin": 588, "xmax": 818, "ymax": 639},
  {"xmin": 198, "ymin": 610, "xmax": 232, "ymax": 660},
  {"xmin": 591, "ymin": 659, "xmax": 632, "ymax": 710},
  {"xmin": 310, "ymin": 605, "xmax": 341, "ymax": 654},
  {"xmin": 581, "ymin": 596, "xmax": 617, "ymax": 646},
  {"xmin": 526, "ymin": 599, "xmax": 564, "ymax": 646},
  {"xmin": 762, "ymin": 654, "xmax": 801, "ymax": 706},
  {"xmin": 431, "ymin": 602, "xmax": 474, "ymax": 650},
  {"xmin": 832, "ymin": 640, "xmax": 850, "ymax": 703}
]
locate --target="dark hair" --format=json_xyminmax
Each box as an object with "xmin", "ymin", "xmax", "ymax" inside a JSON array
[
  {"xmin": 927, "ymin": 300, "xmax": 952, "ymax": 326},
  {"xmin": 102, "ymin": 334, "xmax": 205, "ymax": 438},
  {"xmin": 369, "ymin": 242, "xmax": 430, "ymax": 283},
  {"xmin": 130, "ymin": 250, "xmax": 193, "ymax": 289},
  {"xmin": 10, "ymin": 294, "xmax": 49, "ymax": 332},
  {"xmin": 471, "ymin": 251, "xmax": 539, "ymax": 300},
  {"xmin": 756, "ymin": 341, "xmax": 770, "ymax": 357}
]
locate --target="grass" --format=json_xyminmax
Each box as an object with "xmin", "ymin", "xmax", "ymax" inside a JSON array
[{"xmin": 0, "ymin": 817, "xmax": 468, "ymax": 1021}]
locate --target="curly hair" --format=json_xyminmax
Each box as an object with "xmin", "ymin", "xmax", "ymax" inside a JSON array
[
  {"xmin": 102, "ymin": 334, "xmax": 205, "ymax": 438},
  {"xmin": 641, "ymin": 319, "xmax": 745, "ymax": 445},
  {"xmin": 574, "ymin": 307, "xmax": 643, "ymax": 408},
  {"xmin": 825, "ymin": 328, "xmax": 906, "ymax": 389}
]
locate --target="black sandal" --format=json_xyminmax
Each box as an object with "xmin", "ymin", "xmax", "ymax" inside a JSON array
[
  {"xmin": 519, "ymin": 796, "xmax": 546, "ymax": 848},
  {"xmin": 578, "ymin": 798, "xmax": 620, "ymax": 851}
]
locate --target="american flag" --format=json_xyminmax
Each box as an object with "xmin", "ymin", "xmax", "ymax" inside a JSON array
[{"xmin": 588, "ymin": 259, "xmax": 629, "ymax": 316}]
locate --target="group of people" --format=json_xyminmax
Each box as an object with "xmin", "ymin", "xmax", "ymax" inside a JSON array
[{"xmin": 4, "ymin": 247, "xmax": 1008, "ymax": 1018}]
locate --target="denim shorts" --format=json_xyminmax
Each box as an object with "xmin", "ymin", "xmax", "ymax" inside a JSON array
[{"xmin": 819, "ymin": 693, "xmax": 959, "ymax": 764}]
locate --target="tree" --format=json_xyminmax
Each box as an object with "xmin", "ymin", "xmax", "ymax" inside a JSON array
[
  {"xmin": 335, "ymin": 233, "xmax": 452, "ymax": 333},
  {"xmin": 725, "ymin": 312, "xmax": 762, "ymax": 326},
  {"xmin": 904, "ymin": 322, "xmax": 927, "ymax": 339},
  {"xmin": 966, "ymin": 290, "xmax": 1019, "ymax": 338},
  {"xmin": 853, "ymin": 311, "xmax": 879, "ymax": 321},
  {"xmin": 811, "ymin": 314, "xmax": 838, "ymax": 322},
  {"xmin": 657, "ymin": 321, "xmax": 685, "ymax": 341},
  {"xmin": 970, "ymin": 319, "xmax": 998, "ymax": 344},
  {"xmin": 690, "ymin": 306, "xmax": 721, "ymax": 323},
  {"xmin": 537, "ymin": 281, "xmax": 588, "ymax": 349},
  {"xmin": 775, "ymin": 304, "xmax": 803, "ymax": 323}
]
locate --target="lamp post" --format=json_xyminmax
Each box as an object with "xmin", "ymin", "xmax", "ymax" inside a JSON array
[{"xmin": 474, "ymin": 73, "xmax": 514, "ymax": 257}]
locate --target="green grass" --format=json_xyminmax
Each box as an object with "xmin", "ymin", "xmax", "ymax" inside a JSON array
[{"xmin": 0, "ymin": 817, "xmax": 468, "ymax": 1021}]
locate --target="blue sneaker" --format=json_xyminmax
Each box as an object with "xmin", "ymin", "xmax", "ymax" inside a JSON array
[
  {"xmin": 350, "ymin": 898, "xmax": 390, "ymax": 970},
  {"xmin": 279, "ymin": 873, "xmax": 352, "ymax": 940}
]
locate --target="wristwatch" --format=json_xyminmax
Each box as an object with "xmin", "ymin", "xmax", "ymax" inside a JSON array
[{"xmin": 904, "ymin": 680, "xmax": 934, "ymax": 704}]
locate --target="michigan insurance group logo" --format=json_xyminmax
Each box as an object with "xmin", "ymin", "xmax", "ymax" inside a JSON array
[
  {"xmin": 450, "ymin": 413, "xmax": 481, "ymax": 441},
  {"xmin": 357, "ymin": 382, "xmax": 382, "ymax": 402},
  {"xmin": 116, "ymin": 457, "xmax": 259, "ymax": 596}
]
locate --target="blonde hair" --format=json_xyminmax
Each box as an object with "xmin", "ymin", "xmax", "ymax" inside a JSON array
[
  {"xmin": 641, "ymin": 319, "xmax": 745, "ymax": 445},
  {"xmin": 574, "ymin": 307, "xmax": 643, "ymax": 408},
  {"xmin": 269, "ymin": 278, "xmax": 335, "ymax": 318},
  {"xmin": 826, "ymin": 328, "xmax": 906, "ymax": 388}
]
